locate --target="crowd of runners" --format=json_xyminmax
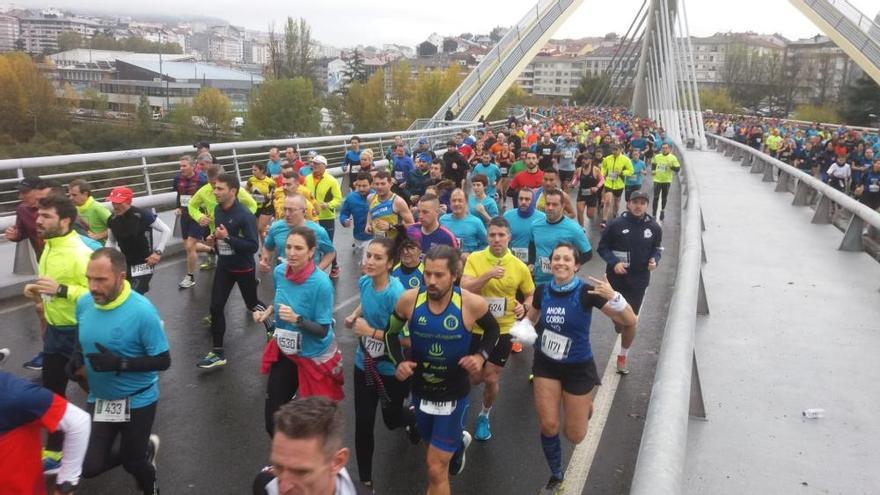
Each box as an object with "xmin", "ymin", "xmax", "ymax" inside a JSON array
[{"xmin": 1, "ymin": 106, "xmax": 679, "ymax": 495}]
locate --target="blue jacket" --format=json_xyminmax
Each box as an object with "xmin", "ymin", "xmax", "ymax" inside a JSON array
[
  {"xmin": 597, "ymin": 211, "xmax": 662, "ymax": 289},
  {"xmin": 339, "ymin": 191, "xmax": 372, "ymax": 242}
]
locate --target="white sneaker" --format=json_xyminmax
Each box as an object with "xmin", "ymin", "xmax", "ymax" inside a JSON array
[{"xmin": 178, "ymin": 275, "xmax": 195, "ymax": 289}]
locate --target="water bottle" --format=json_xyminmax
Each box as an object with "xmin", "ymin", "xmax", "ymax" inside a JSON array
[{"xmin": 802, "ymin": 408, "xmax": 825, "ymax": 419}]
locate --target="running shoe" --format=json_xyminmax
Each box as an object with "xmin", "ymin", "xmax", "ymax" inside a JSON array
[
  {"xmin": 201, "ymin": 314, "xmax": 212, "ymax": 326},
  {"xmin": 23, "ymin": 352, "xmax": 43, "ymax": 371},
  {"xmin": 616, "ymin": 355, "xmax": 630, "ymax": 375},
  {"xmin": 474, "ymin": 414, "xmax": 492, "ymax": 441},
  {"xmin": 659, "ymin": 211, "xmax": 665, "ymax": 221},
  {"xmin": 178, "ymin": 275, "xmax": 195, "ymax": 289},
  {"xmin": 529, "ymin": 373, "xmax": 534, "ymax": 382},
  {"xmin": 511, "ymin": 342, "xmax": 523, "ymax": 353},
  {"xmin": 329, "ymin": 266, "xmax": 340, "ymax": 279},
  {"xmin": 540, "ymin": 476, "xmax": 565, "ymax": 494},
  {"xmin": 599, "ymin": 222, "xmax": 607, "ymax": 230},
  {"xmin": 42, "ymin": 450, "xmax": 62, "ymax": 475},
  {"xmin": 448, "ymin": 431, "xmax": 472, "ymax": 475},
  {"xmin": 199, "ymin": 255, "xmax": 216, "ymax": 271},
  {"xmin": 196, "ymin": 352, "xmax": 227, "ymax": 369}
]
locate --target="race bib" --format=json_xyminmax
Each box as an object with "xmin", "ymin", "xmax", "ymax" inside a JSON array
[
  {"xmin": 216, "ymin": 239, "xmax": 233, "ymax": 256},
  {"xmin": 374, "ymin": 228, "xmax": 386, "ymax": 238},
  {"xmin": 419, "ymin": 399, "xmax": 456, "ymax": 416},
  {"xmin": 363, "ymin": 337, "xmax": 385, "ymax": 358},
  {"xmin": 179, "ymin": 194, "xmax": 192, "ymax": 207},
  {"xmin": 500, "ymin": 167, "xmax": 509, "ymax": 177},
  {"xmin": 540, "ymin": 257, "xmax": 551, "ymax": 274},
  {"xmin": 656, "ymin": 165, "xmax": 667, "ymax": 173},
  {"xmin": 580, "ymin": 187, "xmax": 593, "ymax": 196},
  {"xmin": 540, "ymin": 329, "xmax": 572, "ymax": 361},
  {"xmin": 542, "ymin": 148, "xmax": 551, "ymax": 155},
  {"xmin": 612, "ymin": 250, "xmax": 630, "ymax": 267},
  {"xmin": 563, "ymin": 150, "xmax": 574, "ymax": 159},
  {"xmin": 94, "ymin": 397, "xmax": 130, "ymax": 423},
  {"xmin": 130, "ymin": 263, "xmax": 153, "ymax": 277},
  {"xmin": 251, "ymin": 191, "xmax": 266, "ymax": 204},
  {"xmin": 486, "ymin": 297, "xmax": 506, "ymax": 318},
  {"xmin": 870, "ymin": 184, "xmax": 879, "ymax": 193},
  {"xmin": 275, "ymin": 329, "xmax": 302, "ymax": 355},
  {"xmin": 394, "ymin": 170, "xmax": 404, "ymax": 181},
  {"xmin": 608, "ymin": 172, "xmax": 619, "ymax": 181},
  {"xmin": 511, "ymin": 247, "xmax": 528, "ymax": 263}
]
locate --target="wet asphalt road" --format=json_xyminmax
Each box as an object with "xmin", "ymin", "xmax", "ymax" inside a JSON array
[{"xmin": 0, "ymin": 179, "xmax": 679, "ymax": 494}]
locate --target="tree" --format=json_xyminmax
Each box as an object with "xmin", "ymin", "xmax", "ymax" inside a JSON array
[
  {"xmin": 192, "ymin": 88, "xmax": 232, "ymax": 138},
  {"xmin": 0, "ymin": 52, "xmax": 66, "ymax": 141},
  {"xmin": 61, "ymin": 83, "xmax": 79, "ymax": 111},
  {"xmin": 489, "ymin": 26, "xmax": 507, "ymax": 42},
  {"xmin": 841, "ymin": 76, "xmax": 880, "ymax": 126},
  {"xmin": 57, "ymin": 32, "xmax": 83, "ymax": 51},
  {"xmin": 247, "ymin": 78, "xmax": 320, "ymax": 138},
  {"xmin": 339, "ymin": 49, "xmax": 367, "ymax": 94},
  {"xmin": 793, "ymin": 104, "xmax": 841, "ymax": 123},
  {"xmin": 386, "ymin": 60, "xmax": 413, "ymax": 129},
  {"xmin": 136, "ymin": 93, "xmax": 152, "ymax": 136},
  {"xmin": 166, "ymin": 102, "xmax": 199, "ymax": 144},
  {"xmin": 405, "ymin": 65, "xmax": 462, "ymax": 119},
  {"xmin": 345, "ymin": 69, "xmax": 388, "ymax": 132},
  {"xmin": 82, "ymin": 87, "xmax": 109, "ymax": 115},
  {"xmin": 572, "ymin": 74, "xmax": 611, "ymax": 106},
  {"xmin": 699, "ymin": 88, "xmax": 738, "ymax": 114}
]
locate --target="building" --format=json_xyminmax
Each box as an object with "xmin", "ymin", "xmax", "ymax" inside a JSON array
[
  {"xmin": 97, "ymin": 59, "xmax": 262, "ymax": 113},
  {"xmin": 44, "ymin": 48, "xmax": 195, "ymax": 91},
  {"xmin": 783, "ymin": 35, "xmax": 864, "ymax": 105},
  {"xmin": 0, "ymin": 13, "xmax": 18, "ymax": 52},
  {"xmin": 519, "ymin": 54, "xmax": 587, "ymax": 98},
  {"xmin": 687, "ymin": 32, "xmax": 787, "ymax": 86},
  {"xmin": 17, "ymin": 9, "xmax": 101, "ymax": 54}
]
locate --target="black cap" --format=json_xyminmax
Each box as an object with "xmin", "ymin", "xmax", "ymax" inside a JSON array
[
  {"xmin": 16, "ymin": 176, "xmax": 42, "ymax": 192},
  {"xmin": 629, "ymin": 190, "xmax": 649, "ymax": 202},
  {"xmin": 446, "ymin": 139, "xmax": 456, "ymax": 147},
  {"xmin": 194, "ymin": 141, "xmax": 210, "ymax": 149}
]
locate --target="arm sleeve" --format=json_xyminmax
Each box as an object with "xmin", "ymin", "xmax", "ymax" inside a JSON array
[
  {"xmin": 576, "ymin": 228, "xmax": 593, "ymax": 263},
  {"xmin": 150, "ymin": 217, "xmax": 172, "ymax": 252},
  {"xmin": 531, "ymin": 284, "xmax": 544, "ymax": 309},
  {"xmin": 56, "ymin": 401, "xmax": 90, "ymax": 485},
  {"xmin": 474, "ymin": 310, "xmax": 500, "ymax": 358},
  {"xmin": 651, "ymin": 224, "xmax": 663, "ymax": 263},
  {"xmin": 121, "ymin": 350, "xmax": 171, "ymax": 372},
  {"xmin": 384, "ymin": 311, "xmax": 408, "ymax": 364},
  {"xmin": 581, "ymin": 284, "xmax": 609, "ymax": 310},
  {"xmin": 528, "ymin": 239, "xmax": 536, "ymax": 264},
  {"xmin": 298, "ymin": 320, "xmax": 330, "ymax": 338}
]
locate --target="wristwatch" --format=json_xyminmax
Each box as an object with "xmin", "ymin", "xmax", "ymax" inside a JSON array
[
  {"xmin": 153, "ymin": 249, "xmax": 163, "ymax": 256},
  {"xmin": 295, "ymin": 315, "xmax": 304, "ymax": 325},
  {"xmin": 55, "ymin": 481, "xmax": 78, "ymax": 493}
]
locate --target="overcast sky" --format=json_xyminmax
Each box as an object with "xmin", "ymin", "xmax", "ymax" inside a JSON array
[{"xmin": 13, "ymin": 0, "xmax": 880, "ymax": 47}]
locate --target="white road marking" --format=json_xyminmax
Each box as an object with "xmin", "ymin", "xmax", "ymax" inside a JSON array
[
  {"xmin": 562, "ymin": 335, "xmax": 623, "ymax": 494},
  {"xmin": 333, "ymin": 294, "xmax": 360, "ymax": 312}
]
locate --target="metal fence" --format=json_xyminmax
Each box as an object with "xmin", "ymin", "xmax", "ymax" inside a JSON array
[
  {"xmin": 0, "ymin": 117, "xmax": 516, "ymax": 274},
  {"xmin": 629, "ymin": 144, "xmax": 706, "ymax": 495},
  {"xmin": 706, "ymin": 133, "xmax": 880, "ymax": 252}
]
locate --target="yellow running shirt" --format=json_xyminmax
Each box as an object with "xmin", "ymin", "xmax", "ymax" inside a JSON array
[{"xmin": 463, "ymin": 247, "xmax": 535, "ymax": 335}]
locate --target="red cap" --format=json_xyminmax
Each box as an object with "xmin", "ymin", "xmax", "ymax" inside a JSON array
[{"xmin": 107, "ymin": 187, "xmax": 134, "ymax": 203}]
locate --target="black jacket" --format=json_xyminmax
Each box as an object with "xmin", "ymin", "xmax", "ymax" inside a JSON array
[{"xmin": 597, "ymin": 211, "xmax": 663, "ymax": 289}]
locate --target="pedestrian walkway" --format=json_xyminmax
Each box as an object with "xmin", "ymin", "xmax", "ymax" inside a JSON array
[{"xmin": 683, "ymin": 149, "xmax": 880, "ymax": 494}]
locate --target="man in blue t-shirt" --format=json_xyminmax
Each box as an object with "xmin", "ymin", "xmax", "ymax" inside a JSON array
[
  {"xmin": 529, "ymin": 188, "xmax": 592, "ymax": 284},
  {"xmin": 261, "ymin": 194, "xmax": 336, "ymax": 273},
  {"xmin": 441, "ymin": 190, "xmax": 488, "ymax": 255},
  {"xmin": 340, "ymin": 172, "xmax": 374, "ymax": 256},
  {"xmin": 503, "ymin": 188, "xmax": 545, "ymax": 265},
  {"xmin": 470, "ymin": 155, "xmax": 502, "ymax": 198},
  {"xmin": 266, "ymin": 147, "xmax": 283, "ymax": 177},
  {"xmin": 73, "ymin": 248, "xmax": 169, "ymax": 494}
]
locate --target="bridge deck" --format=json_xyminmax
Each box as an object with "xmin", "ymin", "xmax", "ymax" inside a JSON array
[{"xmin": 683, "ymin": 149, "xmax": 880, "ymax": 494}]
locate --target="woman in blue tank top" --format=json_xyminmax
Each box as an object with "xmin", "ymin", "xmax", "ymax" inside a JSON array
[
  {"xmin": 526, "ymin": 242, "xmax": 637, "ymax": 494},
  {"xmin": 343, "ymin": 237, "xmax": 419, "ymax": 488}
]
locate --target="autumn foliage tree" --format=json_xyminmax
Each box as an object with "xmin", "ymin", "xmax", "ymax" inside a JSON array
[{"xmin": 0, "ymin": 52, "xmax": 66, "ymax": 142}]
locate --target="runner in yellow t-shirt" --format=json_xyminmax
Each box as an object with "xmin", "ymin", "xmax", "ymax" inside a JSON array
[
  {"xmin": 600, "ymin": 144, "xmax": 634, "ymax": 229},
  {"xmin": 461, "ymin": 216, "xmax": 535, "ymax": 441},
  {"xmin": 246, "ymin": 162, "xmax": 276, "ymax": 239}
]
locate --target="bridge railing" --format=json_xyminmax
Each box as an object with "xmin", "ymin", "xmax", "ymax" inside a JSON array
[
  {"xmin": 706, "ymin": 133, "xmax": 880, "ymax": 252},
  {"xmin": 802, "ymin": 0, "xmax": 880, "ymax": 68},
  {"xmin": 630, "ymin": 144, "xmax": 706, "ymax": 495},
  {"xmin": 0, "ymin": 117, "xmax": 512, "ymax": 275}
]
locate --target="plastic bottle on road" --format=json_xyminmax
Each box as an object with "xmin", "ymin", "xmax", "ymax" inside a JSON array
[{"xmin": 802, "ymin": 408, "xmax": 825, "ymax": 419}]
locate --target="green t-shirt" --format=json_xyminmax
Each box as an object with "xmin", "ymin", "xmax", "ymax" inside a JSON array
[
  {"xmin": 76, "ymin": 196, "xmax": 111, "ymax": 242},
  {"xmin": 509, "ymin": 160, "xmax": 526, "ymax": 177},
  {"xmin": 652, "ymin": 152, "xmax": 681, "ymax": 184}
]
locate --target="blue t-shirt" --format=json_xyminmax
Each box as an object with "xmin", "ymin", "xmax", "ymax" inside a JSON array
[
  {"xmin": 531, "ymin": 216, "xmax": 592, "ymax": 284},
  {"xmin": 557, "ymin": 142, "xmax": 579, "ymax": 171},
  {"xmin": 264, "ymin": 219, "xmax": 334, "ymax": 262},
  {"xmin": 471, "ymin": 163, "xmax": 502, "ymax": 197},
  {"xmin": 467, "ymin": 195, "xmax": 499, "ymax": 225},
  {"xmin": 630, "ymin": 137, "xmax": 648, "ymax": 151},
  {"xmin": 355, "ymin": 275, "xmax": 404, "ymax": 375},
  {"xmin": 626, "ymin": 159, "xmax": 646, "ymax": 186},
  {"xmin": 76, "ymin": 289, "xmax": 169, "ymax": 408},
  {"xmin": 339, "ymin": 191, "xmax": 372, "ymax": 242},
  {"xmin": 267, "ymin": 159, "xmax": 283, "ymax": 177},
  {"xmin": 503, "ymin": 209, "xmax": 545, "ymax": 250},
  {"xmin": 392, "ymin": 156, "xmax": 415, "ymax": 184},
  {"xmin": 392, "ymin": 263, "xmax": 424, "ymax": 289},
  {"xmin": 344, "ymin": 150, "xmax": 362, "ymax": 170},
  {"xmin": 440, "ymin": 213, "xmax": 487, "ymax": 253},
  {"xmin": 272, "ymin": 263, "xmax": 335, "ymax": 358}
]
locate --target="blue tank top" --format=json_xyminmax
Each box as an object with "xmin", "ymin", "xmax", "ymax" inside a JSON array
[
  {"xmin": 409, "ymin": 287, "xmax": 471, "ymax": 400},
  {"xmin": 392, "ymin": 263, "xmax": 424, "ymax": 289},
  {"xmin": 536, "ymin": 279, "xmax": 598, "ymax": 363}
]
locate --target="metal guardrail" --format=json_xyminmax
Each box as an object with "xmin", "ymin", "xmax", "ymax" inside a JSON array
[
  {"xmin": 803, "ymin": 0, "xmax": 880, "ymax": 70},
  {"xmin": 706, "ymin": 133, "xmax": 880, "ymax": 251},
  {"xmin": 630, "ymin": 144, "xmax": 706, "ymax": 495}
]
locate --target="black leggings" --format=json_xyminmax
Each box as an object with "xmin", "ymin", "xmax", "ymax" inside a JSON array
[
  {"xmin": 264, "ymin": 357, "xmax": 299, "ymax": 437},
  {"xmin": 318, "ymin": 219, "xmax": 337, "ymax": 269},
  {"xmin": 353, "ymin": 366, "xmax": 414, "ymax": 482},
  {"xmin": 129, "ymin": 274, "xmax": 152, "ymax": 295},
  {"xmin": 43, "ymin": 353, "xmax": 70, "ymax": 452},
  {"xmin": 653, "ymin": 182, "xmax": 670, "ymax": 215},
  {"xmin": 210, "ymin": 268, "xmax": 264, "ymax": 349},
  {"xmin": 83, "ymin": 401, "xmax": 157, "ymax": 494}
]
